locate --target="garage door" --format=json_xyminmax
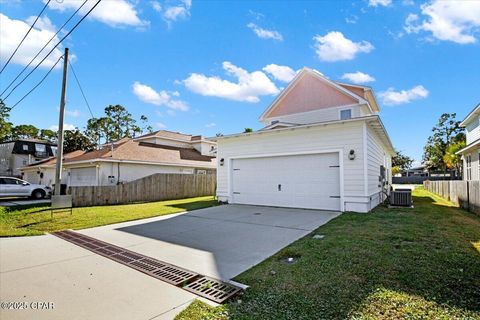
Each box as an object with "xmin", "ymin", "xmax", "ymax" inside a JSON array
[
  {"xmin": 70, "ymin": 167, "xmax": 96, "ymax": 186},
  {"xmin": 231, "ymin": 153, "xmax": 340, "ymax": 211}
]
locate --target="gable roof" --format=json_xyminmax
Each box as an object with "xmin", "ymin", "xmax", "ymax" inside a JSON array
[
  {"xmin": 22, "ymin": 139, "xmax": 216, "ymax": 170},
  {"xmin": 259, "ymin": 67, "xmax": 374, "ymax": 121},
  {"xmin": 460, "ymin": 103, "xmax": 480, "ymax": 127}
]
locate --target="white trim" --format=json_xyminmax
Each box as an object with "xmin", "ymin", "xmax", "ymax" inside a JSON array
[
  {"xmin": 363, "ymin": 122, "xmax": 368, "ymax": 197},
  {"xmin": 460, "ymin": 104, "xmax": 480, "ymax": 127},
  {"xmin": 265, "ymin": 103, "xmax": 363, "ymax": 124},
  {"xmin": 339, "ymin": 108, "xmax": 353, "ymax": 120},
  {"xmin": 226, "ymin": 149, "xmax": 345, "ymax": 212}
]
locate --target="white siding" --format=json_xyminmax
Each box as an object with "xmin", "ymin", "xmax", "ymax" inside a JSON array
[
  {"xmin": 463, "ymin": 148, "xmax": 480, "ymax": 181},
  {"xmin": 366, "ymin": 124, "xmax": 392, "ymax": 202},
  {"xmin": 262, "ymin": 105, "xmax": 364, "ymax": 126},
  {"xmin": 217, "ymin": 121, "xmax": 365, "ymax": 206},
  {"xmin": 465, "ymin": 115, "xmax": 480, "ymax": 145}
]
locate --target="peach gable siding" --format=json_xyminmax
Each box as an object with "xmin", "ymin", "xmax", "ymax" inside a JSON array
[
  {"xmin": 338, "ymin": 84, "xmax": 366, "ymax": 98},
  {"xmin": 266, "ymin": 73, "xmax": 358, "ymax": 118}
]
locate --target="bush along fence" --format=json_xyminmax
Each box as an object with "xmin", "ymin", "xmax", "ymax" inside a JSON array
[
  {"xmin": 423, "ymin": 180, "xmax": 480, "ymax": 214},
  {"xmin": 69, "ymin": 173, "xmax": 216, "ymax": 207}
]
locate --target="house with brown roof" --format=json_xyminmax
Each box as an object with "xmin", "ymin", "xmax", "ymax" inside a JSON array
[{"xmin": 20, "ymin": 130, "xmax": 216, "ymax": 187}]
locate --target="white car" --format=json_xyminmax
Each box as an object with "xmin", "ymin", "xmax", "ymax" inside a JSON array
[{"xmin": 0, "ymin": 177, "xmax": 52, "ymax": 199}]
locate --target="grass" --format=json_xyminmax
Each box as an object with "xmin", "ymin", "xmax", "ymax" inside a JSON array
[
  {"xmin": 0, "ymin": 196, "xmax": 217, "ymax": 237},
  {"xmin": 176, "ymin": 188, "xmax": 480, "ymax": 320}
]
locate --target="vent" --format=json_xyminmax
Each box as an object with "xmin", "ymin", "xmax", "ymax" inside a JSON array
[
  {"xmin": 184, "ymin": 276, "xmax": 243, "ymax": 303},
  {"xmin": 390, "ymin": 190, "xmax": 412, "ymax": 207},
  {"xmin": 53, "ymin": 230, "xmax": 242, "ymax": 303}
]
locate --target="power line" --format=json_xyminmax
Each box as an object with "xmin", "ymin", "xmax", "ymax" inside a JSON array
[
  {"xmin": 10, "ymin": 55, "xmax": 64, "ymax": 110},
  {"xmin": 0, "ymin": 0, "xmax": 52, "ymax": 74},
  {"xmin": 1, "ymin": 0, "xmax": 102, "ymax": 101},
  {"xmin": 68, "ymin": 60, "xmax": 94, "ymax": 118},
  {"xmin": 0, "ymin": 0, "xmax": 89, "ymax": 97}
]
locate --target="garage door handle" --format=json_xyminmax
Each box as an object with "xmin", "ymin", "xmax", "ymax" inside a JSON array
[
  {"xmin": 278, "ymin": 184, "xmax": 282, "ymax": 191},
  {"xmin": 330, "ymin": 196, "xmax": 340, "ymax": 198}
]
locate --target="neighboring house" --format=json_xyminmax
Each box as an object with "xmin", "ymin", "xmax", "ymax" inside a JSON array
[
  {"xmin": 212, "ymin": 67, "xmax": 395, "ymax": 213},
  {"xmin": 0, "ymin": 139, "xmax": 57, "ymax": 177},
  {"xmin": 20, "ymin": 130, "xmax": 216, "ymax": 187},
  {"xmin": 400, "ymin": 165, "xmax": 429, "ymax": 177},
  {"xmin": 457, "ymin": 104, "xmax": 480, "ymax": 181}
]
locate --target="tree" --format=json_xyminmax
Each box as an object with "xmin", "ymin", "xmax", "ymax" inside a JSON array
[
  {"xmin": 39, "ymin": 129, "xmax": 57, "ymax": 142},
  {"xmin": 104, "ymin": 104, "xmax": 138, "ymax": 140},
  {"xmin": 139, "ymin": 115, "xmax": 153, "ymax": 135},
  {"xmin": 244, "ymin": 128, "xmax": 253, "ymax": 133},
  {"xmin": 0, "ymin": 99, "xmax": 13, "ymax": 141},
  {"xmin": 11, "ymin": 124, "xmax": 39, "ymax": 139},
  {"xmin": 443, "ymin": 141, "xmax": 465, "ymax": 177},
  {"xmin": 392, "ymin": 149, "xmax": 414, "ymax": 175},
  {"xmin": 63, "ymin": 129, "xmax": 95, "ymax": 153},
  {"xmin": 85, "ymin": 105, "xmax": 149, "ymax": 145},
  {"xmin": 85, "ymin": 117, "xmax": 111, "ymax": 145},
  {"xmin": 423, "ymin": 113, "xmax": 465, "ymax": 171}
]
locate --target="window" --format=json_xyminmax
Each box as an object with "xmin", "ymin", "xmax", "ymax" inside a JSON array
[
  {"xmin": 340, "ymin": 109, "xmax": 352, "ymax": 120},
  {"xmin": 466, "ymin": 154, "xmax": 472, "ymax": 180},
  {"xmin": 35, "ymin": 144, "xmax": 46, "ymax": 152},
  {"xmin": 22, "ymin": 144, "xmax": 28, "ymax": 151},
  {"xmin": 0, "ymin": 178, "xmax": 20, "ymax": 185}
]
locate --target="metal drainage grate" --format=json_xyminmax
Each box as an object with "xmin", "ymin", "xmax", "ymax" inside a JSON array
[
  {"xmin": 184, "ymin": 276, "xmax": 243, "ymax": 304},
  {"xmin": 53, "ymin": 230, "xmax": 242, "ymax": 303}
]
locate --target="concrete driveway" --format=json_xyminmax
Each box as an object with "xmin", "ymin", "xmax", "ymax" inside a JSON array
[{"xmin": 1, "ymin": 204, "xmax": 340, "ymax": 320}]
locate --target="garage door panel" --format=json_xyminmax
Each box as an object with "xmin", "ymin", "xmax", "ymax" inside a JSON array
[{"xmin": 232, "ymin": 153, "xmax": 340, "ymax": 211}]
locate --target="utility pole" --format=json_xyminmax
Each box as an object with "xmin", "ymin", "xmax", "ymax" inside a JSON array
[{"xmin": 54, "ymin": 48, "xmax": 68, "ymax": 196}]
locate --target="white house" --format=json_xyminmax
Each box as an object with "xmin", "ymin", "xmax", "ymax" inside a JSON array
[
  {"xmin": 457, "ymin": 104, "xmax": 480, "ymax": 181},
  {"xmin": 20, "ymin": 130, "xmax": 217, "ymax": 187},
  {"xmin": 212, "ymin": 68, "xmax": 395, "ymax": 213}
]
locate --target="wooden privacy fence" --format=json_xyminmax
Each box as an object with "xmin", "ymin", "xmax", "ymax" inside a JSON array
[
  {"xmin": 423, "ymin": 180, "xmax": 480, "ymax": 214},
  {"xmin": 69, "ymin": 173, "xmax": 216, "ymax": 207}
]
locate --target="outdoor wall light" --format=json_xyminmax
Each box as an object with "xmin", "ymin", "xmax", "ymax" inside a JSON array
[
  {"xmin": 220, "ymin": 158, "xmax": 225, "ymax": 166},
  {"xmin": 348, "ymin": 149, "xmax": 356, "ymax": 160}
]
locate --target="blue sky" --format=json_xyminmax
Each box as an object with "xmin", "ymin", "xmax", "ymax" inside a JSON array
[{"xmin": 1, "ymin": 0, "xmax": 479, "ymax": 164}]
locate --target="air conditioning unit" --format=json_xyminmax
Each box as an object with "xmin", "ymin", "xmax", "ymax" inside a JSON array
[{"xmin": 390, "ymin": 190, "xmax": 412, "ymax": 207}]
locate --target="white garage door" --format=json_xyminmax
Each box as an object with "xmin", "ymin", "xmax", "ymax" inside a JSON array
[
  {"xmin": 70, "ymin": 167, "xmax": 96, "ymax": 186},
  {"xmin": 231, "ymin": 153, "xmax": 341, "ymax": 211}
]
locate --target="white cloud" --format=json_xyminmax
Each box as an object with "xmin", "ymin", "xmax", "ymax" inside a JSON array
[
  {"xmin": 132, "ymin": 82, "xmax": 189, "ymax": 111},
  {"xmin": 404, "ymin": 0, "xmax": 480, "ymax": 44},
  {"xmin": 155, "ymin": 122, "xmax": 167, "ymax": 129},
  {"xmin": 345, "ymin": 15, "xmax": 358, "ymax": 24},
  {"xmin": 205, "ymin": 122, "xmax": 216, "ymax": 128},
  {"xmin": 49, "ymin": 123, "xmax": 76, "ymax": 131},
  {"xmin": 341, "ymin": 71, "xmax": 375, "ymax": 84},
  {"xmin": 151, "ymin": 1, "xmax": 162, "ymax": 12},
  {"xmin": 0, "ymin": 13, "xmax": 63, "ymax": 68},
  {"xmin": 262, "ymin": 64, "xmax": 296, "ymax": 82},
  {"xmin": 247, "ymin": 23, "xmax": 283, "ymax": 41},
  {"xmin": 163, "ymin": 0, "xmax": 191, "ymax": 24},
  {"xmin": 47, "ymin": 0, "xmax": 148, "ymax": 28},
  {"xmin": 58, "ymin": 107, "xmax": 80, "ymax": 117},
  {"xmin": 313, "ymin": 31, "xmax": 374, "ymax": 62},
  {"xmin": 183, "ymin": 61, "xmax": 280, "ymax": 103},
  {"xmin": 369, "ymin": 0, "xmax": 392, "ymax": 7},
  {"xmin": 25, "ymin": 15, "xmax": 56, "ymax": 33},
  {"xmin": 379, "ymin": 85, "xmax": 429, "ymax": 105}
]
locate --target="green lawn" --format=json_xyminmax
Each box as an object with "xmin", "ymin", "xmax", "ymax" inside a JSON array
[
  {"xmin": 176, "ymin": 188, "xmax": 480, "ymax": 320},
  {"xmin": 0, "ymin": 196, "xmax": 217, "ymax": 237}
]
